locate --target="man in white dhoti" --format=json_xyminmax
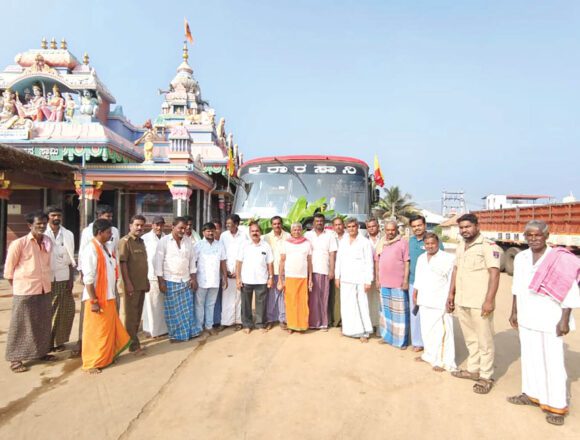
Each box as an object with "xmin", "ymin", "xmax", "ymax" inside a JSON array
[
  {"xmin": 508, "ymin": 220, "xmax": 580, "ymax": 426},
  {"xmin": 220, "ymin": 214, "xmax": 247, "ymax": 330},
  {"xmin": 412, "ymin": 233, "xmax": 456, "ymax": 372},
  {"xmin": 335, "ymin": 218, "xmax": 374, "ymax": 342},
  {"xmin": 142, "ymin": 216, "xmax": 168, "ymax": 337}
]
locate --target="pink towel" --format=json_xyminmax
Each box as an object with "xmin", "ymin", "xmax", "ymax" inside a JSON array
[{"xmin": 529, "ymin": 247, "xmax": 580, "ymax": 303}]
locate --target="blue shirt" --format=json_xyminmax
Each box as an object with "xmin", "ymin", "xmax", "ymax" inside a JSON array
[{"xmin": 409, "ymin": 235, "xmax": 444, "ymax": 284}]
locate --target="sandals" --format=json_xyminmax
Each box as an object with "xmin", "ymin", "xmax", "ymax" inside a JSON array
[
  {"xmin": 10, "ymin": 361, "xmax": 28, "ymax": 373},
  {"xmin": 473, "ymin": 378, "xmax": 494, "ymax": 394},
  {"xmin": 506, "ymin": 394, "xmax": 538, "ymax": 407},
  {"xmin": 40, "ymin": 354, "xmax": 58, "ymax": 362},
  {"xmin": 451, "ymin": 370, "xmax": 480, "ymax": 381},
  {"xmin": 545, "ymin": 414, "xmax": 565, "ymax": 426}
]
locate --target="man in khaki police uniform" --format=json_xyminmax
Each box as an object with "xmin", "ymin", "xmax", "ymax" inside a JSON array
[{"xmin": 447, "ymin": 213, "xmax": 502, "ymax": 395}]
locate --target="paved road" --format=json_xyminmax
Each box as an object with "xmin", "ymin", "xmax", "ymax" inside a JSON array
[{"xmin": 0, "ymin": 275, "xmax": 578, "ymax": 439}]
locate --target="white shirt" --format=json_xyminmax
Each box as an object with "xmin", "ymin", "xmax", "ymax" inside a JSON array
[
  {"xmin": 221, "ymin": 229, "xmax": 248, "ymax": 273},
  {"xmin": 143, "ymin": 230, "xmax": 164, "ymax": 281},
  {"xmin": 194, "ymin": 238, "xmax": 226, "ymax": 289},
  {"xmin": 45, "ymin": 226, "xmax": 76, "ymax": 281},
  {"xmin": 80, "ymin": 240, "xmax": 117, "ymax": 301},
  {"xmin": 154, "ymin": 234, "xmax": 197, "ymax": 283},
  {"xmin": 281, "ymin": 240, "xmax": 312, "ymax": 279},
  {"xmin": 237, "ymin": 240, "xmax": 274, "ymax": 284},
  {"xmin": 512, "ymin": 247, "xmax": 579, "ymax": 333},
  {"xmin": 305, "ymin": 230, "xmax": 338, "ymax": 275},
  {"xmin": 264, "ymin": 230, "xmax": 290, "ymax": 275},
  {"xmin": 414, "ymin": 250, "xmax": 455, "ymax": 310},
  {"xmin": 78, "ymin": 222, "xmax": 119, "ymax": 272},
  {"xmin": 335, "ymin": 233, "xmax": 374, "ymax": 285}
]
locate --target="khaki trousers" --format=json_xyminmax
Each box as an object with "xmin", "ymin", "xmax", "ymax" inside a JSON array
[
  {"xmin": 456, "ymin": 306, "xmax": 495, "ymax": 379},
  {"xmin": 120, "ymin": 291, "xmax": 145, "ymax": 351}
]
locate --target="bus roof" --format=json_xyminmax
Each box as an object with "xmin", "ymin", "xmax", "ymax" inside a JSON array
[{"xmin": 241, "ymin": 155, "xmax": 369, "ymax": 168}]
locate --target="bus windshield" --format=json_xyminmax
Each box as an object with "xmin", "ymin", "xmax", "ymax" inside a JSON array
[{"xmin": 233, "ymin": 161, "xmax": 369, "ymax": 221}]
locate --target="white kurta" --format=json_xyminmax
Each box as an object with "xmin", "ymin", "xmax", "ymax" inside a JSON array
[
  {"xmin": 220, "ymin": 230, "xmax": 247, "ymax": 326},
  {"xmin": 414, "ymin": 250, "xmax": 457, "ymax": 371},
  {"xmin": 512, "ymin": 247, "xmax": 580, "ymax": 413},
  {"xmin": 142, "ymin": 231, "xmax": 167, "ymax": 337},
  {"xmin": 335, "ymin": 233, "xmax": 374, "ymax": 338}
]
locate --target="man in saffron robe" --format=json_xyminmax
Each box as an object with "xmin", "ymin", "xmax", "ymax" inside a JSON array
[
  {"xmin": 80, "ymin": 219, "xmax": 130, "ymax": 374},
  {"xmin": 278, "ymin": 223, "xmax": 313, "ymax": 333}
]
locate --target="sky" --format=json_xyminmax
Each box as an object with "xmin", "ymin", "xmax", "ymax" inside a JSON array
[{"xmin": 3, "ymin": 0, "xmax": 579, "ymax": 212}]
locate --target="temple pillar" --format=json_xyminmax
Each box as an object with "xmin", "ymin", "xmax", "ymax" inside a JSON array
[
  {"xmin": 75, "ymin": 180, "xmax": 103, "ymax": 231},
  {"xmin": 167, "ymin": 181, "xmax": 192, "ymax": 217},
  {"xmin": 218, "ymin": 195, "xmax": 226, "ymax": 228},
  {"xmin": 0, "ymin": 175, "xmax": 10, "ymax": 264}
]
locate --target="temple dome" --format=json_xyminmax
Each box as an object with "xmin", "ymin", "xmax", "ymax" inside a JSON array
[{"xmin": 170, "ymin": 62, "xmax": 197, "ymax": 92}]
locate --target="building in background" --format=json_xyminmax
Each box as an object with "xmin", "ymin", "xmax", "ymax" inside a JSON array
[{"xmin": 0, "ymin": 38, "xmax": 239, "ymax": 256}]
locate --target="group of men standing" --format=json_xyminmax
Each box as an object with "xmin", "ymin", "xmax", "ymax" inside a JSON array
[{"xmin": 2, "ymin": 207, "xmax": 578, "ymax": 426}]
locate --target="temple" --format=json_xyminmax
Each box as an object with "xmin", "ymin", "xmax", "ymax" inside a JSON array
[{"xmin": 0, "ymin": 38, "xmax": 239, "ymax": 259}]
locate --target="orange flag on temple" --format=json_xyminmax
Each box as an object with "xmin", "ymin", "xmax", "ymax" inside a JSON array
[
  {"xmin": 184, "ymin": 18, "xmax": 194, "ymax": 44},
  {"xmin": 227, "ymin": 147, "xmax": 235, "ymax": 176},
  {"xmin": 373, "ymin": 154, "xmax": 385, "ymax": 187}
]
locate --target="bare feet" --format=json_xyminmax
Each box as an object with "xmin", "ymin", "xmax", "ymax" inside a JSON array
[
  {"xmin": 412, "ymin": 346, "xmax": 424, "ymax": 353},
  {"xmin": 433, "ymin": 366, "xmax": 445, "ymax": 372},
  {"xmin": 243, "ymin": 328, "xmax": 251, "ymax": 334},
  {"xmin": 359, "ymin": 337, "xmax": 369, "ymax": 343},
  {"xmin": 234, "ymin": 324, "xmax": 243, "ymax": 332},
  {"xmin": 131, "ymin": 347, "xmax": 147, "ymax": 357},
  {"xmin": 287, "ymin": 329, "xmax": 294, "ymax": 334},
  {"xmin": 10, "ymin": 361, "xmax": 28, "ymax": 373},
  {"xmin": 414, "ymin": 356, "xmax": 425, "ymax": 363}
]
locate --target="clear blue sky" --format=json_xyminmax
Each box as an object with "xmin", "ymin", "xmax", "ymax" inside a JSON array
[{"xmin": 3, "ymin": 0, "xmax": 579, "ymax": 212}]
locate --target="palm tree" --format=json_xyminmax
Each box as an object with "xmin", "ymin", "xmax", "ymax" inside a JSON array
[{"xmin": 373, "ymin": 185, "xmax": 417, "ymax": 224}]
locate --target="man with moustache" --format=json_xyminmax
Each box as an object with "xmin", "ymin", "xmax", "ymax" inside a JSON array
[
  {"xmin": 329, "ymin": 217, "xmax": 345, "ymax": 327},
  {"xmin": 194, "ymin": 223, "xmax": 227, "ymax": 335},
  {"xmin": 508, "ymin": 220, "xmax": 580, "ymax": 425},
  {"xmin": 447, "ymin": 213, "xmax": 501, "ymax": 395},
  {"xmin": 4, "ymin": 211, "xmax": 56, "ymax": 372},
  {"xmin": 365, "ymin": 217, "xmax": 383, "ymax": 335},
  {"xmin": 264, "ymin": 216, "xmax": 290, "ymax": 330},
  {"xmin": 154, "ymin": 217, "xmax": 201, "ymax": 342},
  {"xmin": 236, "ymin": 222, "xmax": 274, "ymax": 333},
  {"xmin": 45, "ymin": 206, "xmax": 76, "ymax": 352},
  {"xmin": 118, "ymin": 215, "xmax": 149, "ymax": 354},
  {"xmin": 142, "ymin": 216, "xmax": 168, "ymax": 338},
  {"xmin": 408, "ymin": 214, "xmax": 444, "ymax": 352},
  {"xmin": 304, "ymin": 213, "xmax": 337, "ymax": 331}
]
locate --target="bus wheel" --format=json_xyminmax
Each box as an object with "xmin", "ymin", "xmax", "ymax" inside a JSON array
[{"xmin": 504, "ymin": 247, "xmax": 520, "ymax": 276}]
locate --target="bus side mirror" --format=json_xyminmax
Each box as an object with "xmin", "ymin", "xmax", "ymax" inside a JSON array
[{"xmin": 372, "ymin": 188, "xmax": 380, "ymax": 203}]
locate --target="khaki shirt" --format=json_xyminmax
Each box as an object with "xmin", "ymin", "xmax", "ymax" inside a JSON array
[
  {"xmin": 454, "ymin": 234, "xmax": 502, "ymax": 308},
  {"xmin": 118, "ymin": 233, "xmax": 149, "ymax": 292}
]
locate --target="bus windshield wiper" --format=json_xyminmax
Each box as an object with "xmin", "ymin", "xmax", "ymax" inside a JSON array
[{"xmin": 274, "ymin": 157, "xmax": 309, "ymax": 193}]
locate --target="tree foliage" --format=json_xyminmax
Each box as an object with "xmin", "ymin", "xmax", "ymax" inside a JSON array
[{"xmin": 373, "ymin": 185, "xmax": 417, "ymax": 224}]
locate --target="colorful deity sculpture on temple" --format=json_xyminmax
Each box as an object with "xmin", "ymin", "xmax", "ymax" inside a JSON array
[
  {"xmin": 64, "ymin": 93, "xmax": 76, "ymax": 122},
  {"xmin": 40, "ymin": 84, "xmax": 65, "ymax": 121},
  {"xmin": 79, "ymin": 89, "xmax": 99, "ymax": 118},
  {"xmin": 0, "ymin": 87, "xmax": 33, "ymax": 132},
  {"xmin": 15, "ymin": 83, "xmax": 45, "ymax": 121}
]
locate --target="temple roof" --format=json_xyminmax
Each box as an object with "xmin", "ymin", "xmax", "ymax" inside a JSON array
[{"xmin": 0, "ymin": 38, "xmax": 116, "ymax": 103}]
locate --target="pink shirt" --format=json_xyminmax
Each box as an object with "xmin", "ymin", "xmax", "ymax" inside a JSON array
[
  {"xmin": 377, "ymin": 238, "xmax": 409, "ymax": 288},
  {"xmin": 3, "ymin": 233, "xmax": 53, "ymax": 295}
]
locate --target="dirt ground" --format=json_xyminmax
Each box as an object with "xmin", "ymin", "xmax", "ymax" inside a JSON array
[{"xmin": 0, "ymin": 274, "xmax": 578, "ymax": 440}]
